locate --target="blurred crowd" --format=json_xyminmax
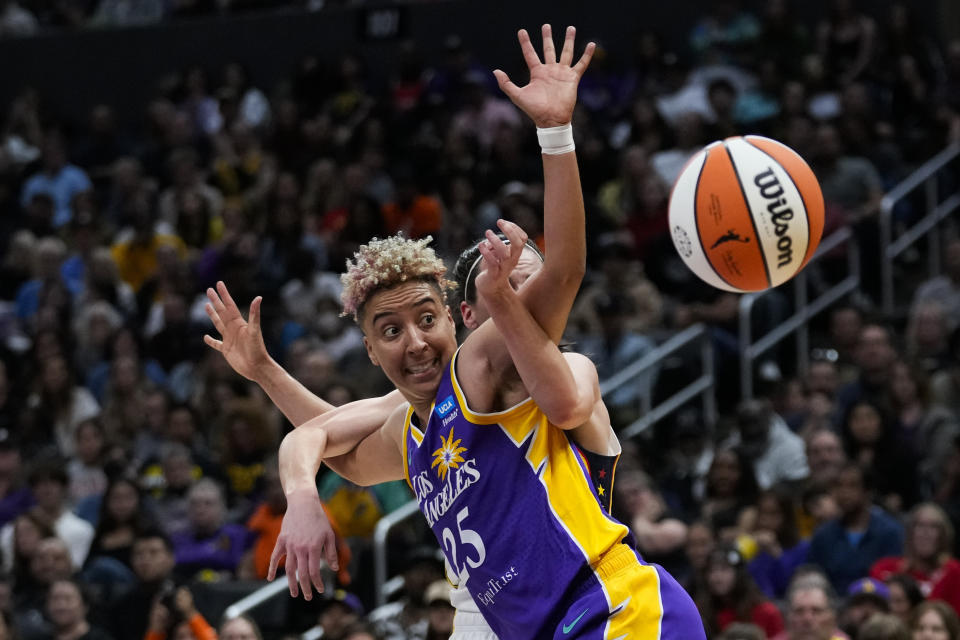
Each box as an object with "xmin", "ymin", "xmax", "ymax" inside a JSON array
[{"xmin": 1, "ymin": 0, "xmax": 960, "ymax": 638}]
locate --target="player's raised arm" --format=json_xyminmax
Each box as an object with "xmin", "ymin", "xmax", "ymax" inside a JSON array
[
  {"xmin": 203, "ymin": 281, "xmax": 337, "ymax": 424},
  {"xmin": 474, "ymin": 220, "xmax": 598, "ymax": 428},
  {"xmin": 494, "ymin": 25, "xmax": 595, "ymax": 342}
]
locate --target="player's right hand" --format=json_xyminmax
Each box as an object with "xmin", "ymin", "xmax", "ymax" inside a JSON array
[
  {"xmin": 268, "ymin": 488, "xmax": 340, "ymax": 600},
  {"xmin": 203, "ymin": 280, "xmax": 270, "ymax": 382}
]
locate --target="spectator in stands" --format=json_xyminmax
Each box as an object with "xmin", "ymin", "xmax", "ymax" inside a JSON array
[
  {"xmin": 218, "ymin": 399, "xmax": 275, "ymax": 511},
  {"xmin": 574, "ymin": 291, "xmax": 657, "ymax": 422},
  {"xmin": 702, "ymin": 448, "xmax": 760, "ymax": 543},
  {"xmin": 828, "ymin": 305, "xmax": 865, "ymax": 383},
  {"xmin": 0, "ymin": 435, "xmax": 33, "ymax": 530},
  {"xmin": 66, "ymin": 420, "xmax": 107, "ymax": 508},
  {"xmin": 108, "ymin": 530, "xmax": 176, "ymax": 640},
  {"xmin": 15, "ymin": 236, "xmax": 69, "ymax": 324},
  {"xmin": 907, "ymin": 300, "xmax": 953, "ymax": 373},
  {"xmin": 367, "ymin": 547, "xmax": 442, "ymax": 640},
  {"xmin": 315, "ymin": 590, "xmax": 364, "ymax": 640},
  {"xmin": 0, "ymin": 462, "xmax": 94, "ymax": 570},
  {"xmin": 816, "ymin": 0, "xmax": 876, "ymax": 87},
  {"xmin": 143, "ymin": 443, "xmax": 203, "ymax": 539},
  {"xmin": 870, "ymin": 503, "xmax": 960, "ymax": 608},
  {"xmin": 912, "ymin": 239, "xmax": 960, "ymax": 332},
  {"xmin": 749, "ymin": 491, "xmax": 810, "ymax": 599},
  {"xmin": 841, "ymin": 400, "xmax": 919, "ymax": 511},
  {"xmin": 144, "ymin": 585, "xmax": 216, "ymax": 640},
  {"xmin": 218, "ymin": 615, "xmax": 262, "ymax": 640},
  {"xmin": 19, "ymin": 131, "xmax": 92, "ymax": 229},
  {"xmin": 424, "ymin": 580, "xmax": 454, "ymax": 640},
  {"xmin": 834, "ymin": 324, "xmax": 898, "ymax": 429},
  {"xmin": 888, "ymin": 362, "xmax": 959, "ymax": 496},
  {"xmin": 22, "ymin": 353, "xmax": 100, "ymax": 459},
  {"xmin": 651, "ymin": 111, "xmax": 706, "ymax": 187},
  {"xmin": 171, "ymin": 479, "xmax": 249, "ymax": 580},
  {"xmin": 14, "ymin": 538, "xmax": 74, "ymax": 637},
  {"xmin": 43, "ymin": 578, "xmax": 114, "ymax": 640},
  {"xmin": 732, "ymin": 399, "xmax": 809, "ymax": 492},
  {"xmin": 808, "ymin": 463, "xmax": 904, "ymax": 594},
  {"xmin": 884, "ymin": 574, "xmax": 923, "ymax": 625},
  {"xmin": 857, "ymin": 613, "xmax": 909, "ymax": 640},
  {"xmin": 110, "ymin": 205, "xmax": 186, "ymax": 294},
  {"xmin": 839, "ymin": 577, "xmax": 891, "ymax": 639},
  {"xmin": 912, "ymin": 600, "xmax": 960, "ymax": 640},
  {"xmin": 614, "ymin": 469, "xmax": 688, "ymax": 578},
  {"xmin": 87, "ymin": 476, "xmax": 155, "ymax": 571},
  {"xmin": 773, "ymin": 572, "xmax": 846, "ymax": 640},
  {"xmin": 696, "ymin": 545, "xmax": 785, "ymax": 638},
  {"xmin": 806, "ymin": 429, "xmax": 848, "ymax": 489},
  {"xmin": 5, "ymin": 512, "xmax": 53, "ymax": 585}
]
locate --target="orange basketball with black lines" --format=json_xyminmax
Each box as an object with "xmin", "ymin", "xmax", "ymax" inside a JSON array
[{"xmin": 668, "ymin": 135, "xmax": 824, "ymax": 292}]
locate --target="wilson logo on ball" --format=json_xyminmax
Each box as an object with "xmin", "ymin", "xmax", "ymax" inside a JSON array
[
  {"xmin": 668, "ymin": 135, "xmax": 824, "ymax": 293},
  {"xmin": 753, "ymin": 167, "xmax": 795, "ymax": 269}
]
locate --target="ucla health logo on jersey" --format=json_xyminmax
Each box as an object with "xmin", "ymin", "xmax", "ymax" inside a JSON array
[{"xmin": 436, "ymin": 395, "xmax": 456, "ymax": 417}]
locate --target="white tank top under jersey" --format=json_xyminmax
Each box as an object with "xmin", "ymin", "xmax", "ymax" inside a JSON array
[{"xmin": 447, "ymin": 560, "xmax": 497, "ymax": 639}]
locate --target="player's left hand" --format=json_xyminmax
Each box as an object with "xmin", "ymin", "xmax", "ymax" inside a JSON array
[
  {"xmin": 494, "ymin": 24, "xmax": 595, "ymax": 128},
  {"xmin": 474, "ymin": 219, "xmax": 528, "ymax": 298}
]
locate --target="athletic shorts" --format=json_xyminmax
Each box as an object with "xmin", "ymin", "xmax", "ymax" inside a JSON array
[{"xmin": 549, "ymin": 544, "xmax": 707, "ymax": 640}]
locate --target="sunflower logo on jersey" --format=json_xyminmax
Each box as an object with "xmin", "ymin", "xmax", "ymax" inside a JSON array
[{"xmin": 431, "ymin": 427, "xmax": 468, "ymax": 481}]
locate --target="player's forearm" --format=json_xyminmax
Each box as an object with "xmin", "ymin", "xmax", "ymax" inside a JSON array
[
  {"xmin": 485, "ymin": 286, "xmax": 590, "ymax": 427},
  {"xmin": 257, "ymin": 359, "xmax": 336, "ymax": 426},
  {"xmin": 519, "ymin": 150, "xmax": 586, "ymax": 342},
  {"xmin": 278, "ymin": 426, "xmax": 328, "ymax": 495}
]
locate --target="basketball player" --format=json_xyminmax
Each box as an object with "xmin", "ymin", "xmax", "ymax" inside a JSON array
[
  {"xmin": 206, "ymin": 232, "xmax": 619, "ymax": 639},
  {"xmin": 265, "ymin": 26, "xmax": 706, "ymax": 639}
]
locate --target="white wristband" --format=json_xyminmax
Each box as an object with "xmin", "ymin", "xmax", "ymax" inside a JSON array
[{"xmin": 536, "ymin": 124, "xmax": 575, "ymax": 155}]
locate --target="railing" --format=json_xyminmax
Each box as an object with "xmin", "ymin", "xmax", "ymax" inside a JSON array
[
  {"xmin": 598, "ymin": 323, "xmax": 716, "ymax": 439},
  {"xmin": 739, "ymin": 227, "xmax": 860, "ymax": 400},
  {"xmin": 372, "ymin": 499, "xmax": 422, "ymax": 607},
  {"xmin": 222, "ymin": 578, "xmax": 289, "ymax": 621},
  {"xmin": 879, "ymin": 143, "xmax": 960, "ymax": 315}
]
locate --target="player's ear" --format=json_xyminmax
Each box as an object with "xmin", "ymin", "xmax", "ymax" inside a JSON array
[
  {"xmin": 460, "ymin": 301, "xmax": 478, "ymax": 330},
  {"xmin": 363, "ymin": 336, "xmax": 379, "ymax": 366}
]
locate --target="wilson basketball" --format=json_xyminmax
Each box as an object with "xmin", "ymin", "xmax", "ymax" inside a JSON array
[{"xmin": 668, "ymin": 135, "xmax": 824, "ymax": 292}]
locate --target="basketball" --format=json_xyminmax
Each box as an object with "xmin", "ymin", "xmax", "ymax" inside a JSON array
[{"xmin": 668, "ymin": 135, "xmax": 824, "ymax": 292}]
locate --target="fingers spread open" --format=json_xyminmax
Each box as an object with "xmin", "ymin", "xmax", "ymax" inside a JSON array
[
  {"xmin": 541, "ymin": 24, "xmax": 556, "ymax": 63},
  {"xmin": 559, "ymin": 26, "xmax": 576, "ymax": 66},
  {"xmin": 203, "ymin": 335, "xmax": 223, "ymax": 352},
  {"xmin": 205, "ymin": 303, "xmax": 225, "ymax": 334},
  {"xmin": 249, "ymin": 296, "xmax": 262, "ymax": 332},
  {"xmin": 573, "ymin": 41, "xmax": 597, "ymax": 76},
  {"xmin": 493, "ymin": 69, "xmax": 520, "ymax": 102},
  {"xmin": 517, "ymin": 29, "xmax": 541, "ymax": 70},
  {"xmin": 217, "ymin": 281, "xmax": 239, "ymax": 313},
  {"xmin": 206, "ymin": 287, "xmax": 226, "ymax": 314}
]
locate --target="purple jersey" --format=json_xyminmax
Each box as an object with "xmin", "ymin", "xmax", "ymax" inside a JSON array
[{"xmin": 402, "ymin": 350, "xmax": 705, "ymax": 639}]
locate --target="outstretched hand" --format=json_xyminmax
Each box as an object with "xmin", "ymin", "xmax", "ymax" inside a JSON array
[
  {"xmin": 267, "ymin": 489, "xmax": 339, "ymax": 600},
  {"xmin": 473, "ymin": 219, "xmax": 529, "ymax": 300},
  {"xmin": 494, "ymin": 24, "xmax": 595, "ymax": 128},
  {"xmin": 203, "ymin": 281, "xmax": 270, "ymax": 382}
]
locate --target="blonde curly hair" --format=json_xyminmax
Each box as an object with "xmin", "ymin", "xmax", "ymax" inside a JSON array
[{"xmin": 340, "ymin": 235, "xmax": 455, "ymax": 321}]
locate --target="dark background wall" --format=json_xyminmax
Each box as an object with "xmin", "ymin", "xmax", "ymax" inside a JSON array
[{"xmin": 0, "ymin": 0, "xmax": 952, "ymax": 125}]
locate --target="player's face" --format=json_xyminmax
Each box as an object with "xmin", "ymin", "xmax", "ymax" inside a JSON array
[
  {"xmin": 462, "ymin": 247, "xmax": 542, "ymax": 329},
  {"xmin": 362, "ymin": 281, "xmax": 457, "ymax": 408}
]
